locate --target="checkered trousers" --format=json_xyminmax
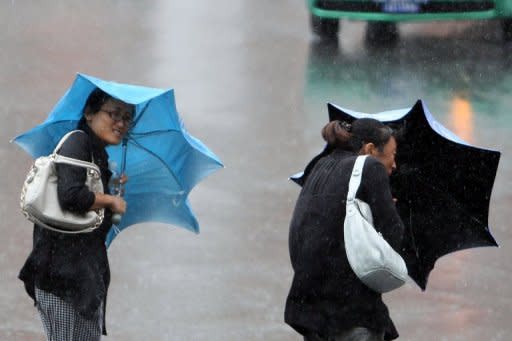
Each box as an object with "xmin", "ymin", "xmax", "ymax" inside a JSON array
[{"xmin": 35, "ymin": 287, "xmax": 103, "ymax": 341}]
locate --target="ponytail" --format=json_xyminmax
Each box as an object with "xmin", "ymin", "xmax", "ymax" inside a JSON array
[{"xmin": 321, "ymin": 120, "xmax": 352, "ymax": 150}]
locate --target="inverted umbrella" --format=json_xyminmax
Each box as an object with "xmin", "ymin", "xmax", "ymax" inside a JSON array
[
  {"xmin": 292, "ymin": 100, "xmax": 500, "ymax": 290},
  {"xmin": 13, "ymin": 73, "xmax": 223, "ymax": 245}
]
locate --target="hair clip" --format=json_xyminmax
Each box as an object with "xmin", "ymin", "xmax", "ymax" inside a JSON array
[{"xmin": 339, "ymin": 121, "xmax": 352, "ymax": 132}]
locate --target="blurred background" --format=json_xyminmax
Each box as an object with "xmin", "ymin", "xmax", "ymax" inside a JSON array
[{"xmin": 1, "ymin": 1, "xmax": 511, "ymax": 340}]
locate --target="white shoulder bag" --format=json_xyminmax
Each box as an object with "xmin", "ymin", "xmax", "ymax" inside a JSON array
[
  {"xmin": 344, "ymin": 155, "xmax": 407, "ymax": 293},
  {"xmin": 20, "ymin": 130, "xmax": 104, "ymax": 233}
]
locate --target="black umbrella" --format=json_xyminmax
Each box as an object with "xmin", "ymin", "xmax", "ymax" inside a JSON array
[{"xmin": 292, "ymin": 99, "xmax": 500, "ymax": 290}]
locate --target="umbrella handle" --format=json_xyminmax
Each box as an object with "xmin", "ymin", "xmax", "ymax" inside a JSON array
[
  {"xmin": 111, "ymin": 139, "xmax": 128, "ymax": 226},
  {"xmin": 112, "ymin": 213, "xmax": 122, "ymax": 225},
  {"xmin": 111, "ymin": 176, "xmax": 125, "ymax": 226}
]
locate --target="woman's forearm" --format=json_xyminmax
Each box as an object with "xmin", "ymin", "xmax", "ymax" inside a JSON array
[{"xmin": 90, "ymin": 193, "xmax": 114, "ymax": 210}]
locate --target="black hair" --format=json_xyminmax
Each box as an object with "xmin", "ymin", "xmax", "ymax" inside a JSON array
[
  {"xmin": 82, "ymin": 88, "xmax": 114, "ymax": 116},
  {"xmin": 322, "ymin": 118, "xmax": 394, "ymax": 152},
  {"xmin": 78, "ymin": 88, "xmax": 135, "ymax": 128}
]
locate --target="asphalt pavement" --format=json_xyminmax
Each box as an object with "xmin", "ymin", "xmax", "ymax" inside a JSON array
[{"xmin": 2, "ymin": 1, "xmax": 511, "ymax": 340}]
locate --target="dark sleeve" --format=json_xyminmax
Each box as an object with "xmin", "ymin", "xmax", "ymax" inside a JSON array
[
  {"xmin": 55, "ymin": 132, "xmax": 96, "ymax": 213},
  {"xmin": 358, "ymin": 157, "xmax": 404, "ymax": 251}
]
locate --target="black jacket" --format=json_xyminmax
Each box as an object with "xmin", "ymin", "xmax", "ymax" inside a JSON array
[
  {"xmin": 285, "ymin": 150, "xmax": 405, "ymax": 340},
  {"xmin": 19, "ymin": 122, "xmax": 113, "ymax": 335}
]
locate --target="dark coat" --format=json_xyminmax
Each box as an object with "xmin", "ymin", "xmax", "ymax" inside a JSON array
[
  {"xmin": 285, "ymin": 150, "xmax": 405, "ymax": 340},
  {"xmin": 19, "ymin": 122, "xmax": 113, "ymax": 335}
]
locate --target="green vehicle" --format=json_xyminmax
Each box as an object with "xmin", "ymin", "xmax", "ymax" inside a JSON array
[{"xmin": 307, "ymin": 0, "xmax": 512, "ymax": 42}]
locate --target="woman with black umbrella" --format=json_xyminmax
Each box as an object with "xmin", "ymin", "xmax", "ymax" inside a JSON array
[{"xmin": 285, "ymin": 118, "xmax": 405, "ymax": 341}]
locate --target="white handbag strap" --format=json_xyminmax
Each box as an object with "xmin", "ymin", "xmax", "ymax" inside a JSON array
[
  {"xmin": 52, "ymin": 130, "xmax": 100, "ymax": 174},
  {"xmin": 53, "ymin": 155, "xmax": 101, "ymax": 173},
  {"xmin": 52, "ymin": 130, "xmax": 83, "ymax": 154},
  {"xmin": 347, "ymin": 155, "xmax": 368, "ymax": 202}
]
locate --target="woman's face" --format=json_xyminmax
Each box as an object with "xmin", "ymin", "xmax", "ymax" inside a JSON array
[
  {"xmin": 86, "ymin": 98, "xmax": 133, "ymax": 145},
  {"xmin": 371, "ymin": 136, "xmax": 397, "ymax": 176}
]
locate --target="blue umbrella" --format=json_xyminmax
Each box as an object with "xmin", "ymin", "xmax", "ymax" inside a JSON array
[
  {"xmin": 292, "ymin": 100, "xmax": 500, "ymax": 290},
  {"xmin": 13, "ymin": 73, "xmax": 223, "ymax": 245}
]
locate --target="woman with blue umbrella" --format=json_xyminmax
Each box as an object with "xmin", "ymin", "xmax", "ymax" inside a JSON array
[
  {"xmin": 14, "ymin": 73, "xmax": 224, "ymax": 244},
  {"xmin": 18, "ymin": 88, "xmax": 132, "ymax": 340}
]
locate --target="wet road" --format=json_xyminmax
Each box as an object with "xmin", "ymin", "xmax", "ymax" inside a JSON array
[{"xmin": 2, "ymin": 1, "xmax": 511, "ymax": 340}]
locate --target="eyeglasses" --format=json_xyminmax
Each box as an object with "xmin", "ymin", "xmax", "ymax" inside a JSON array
[{"xmin": 100, "ymin": 109, "xmax": 133, "ymax": 125}]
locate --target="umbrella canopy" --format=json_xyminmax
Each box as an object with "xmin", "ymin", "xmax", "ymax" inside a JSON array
[
  {"xmin": 292, "ymin": 100, "xmax": 500, "ymax": 290},
  {"xmin": 13, "ymin": 73, "xmax": 223, "ymax": 245}
]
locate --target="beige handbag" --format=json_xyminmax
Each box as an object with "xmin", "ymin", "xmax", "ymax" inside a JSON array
[
  {"xmin": 344, "ymin": 155, "xmax": 408, "ymax": 293},
  {"xmin": 20, "ymin": 130, "xmax": 104, "ymax": 233}
]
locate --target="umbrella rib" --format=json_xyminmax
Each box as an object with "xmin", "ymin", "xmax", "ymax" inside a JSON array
[
  {"xmin": 125, "ymin": 135, "xmax": 185, "ymax": 192},
  {"xmin": 403, "ymin": 171, "xmax": 485, "ymax": 288},
  {"xmin": 405, "ymin": 177, "xmax": 424, "ymax": 286},
  {"xmin": 413, "ymin": 174, "xmax": 485, "ymax": 225},
  {"xmin": 129, "ymin": 129, "xmax": 181, "ymax": 138},
  {"xmin": 407, "ymin": 208, "xmax": 420, "ymax": 258},
  {"xmin": 132, "ymin": 100, "xmax": 151, "ymax": 127}
]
